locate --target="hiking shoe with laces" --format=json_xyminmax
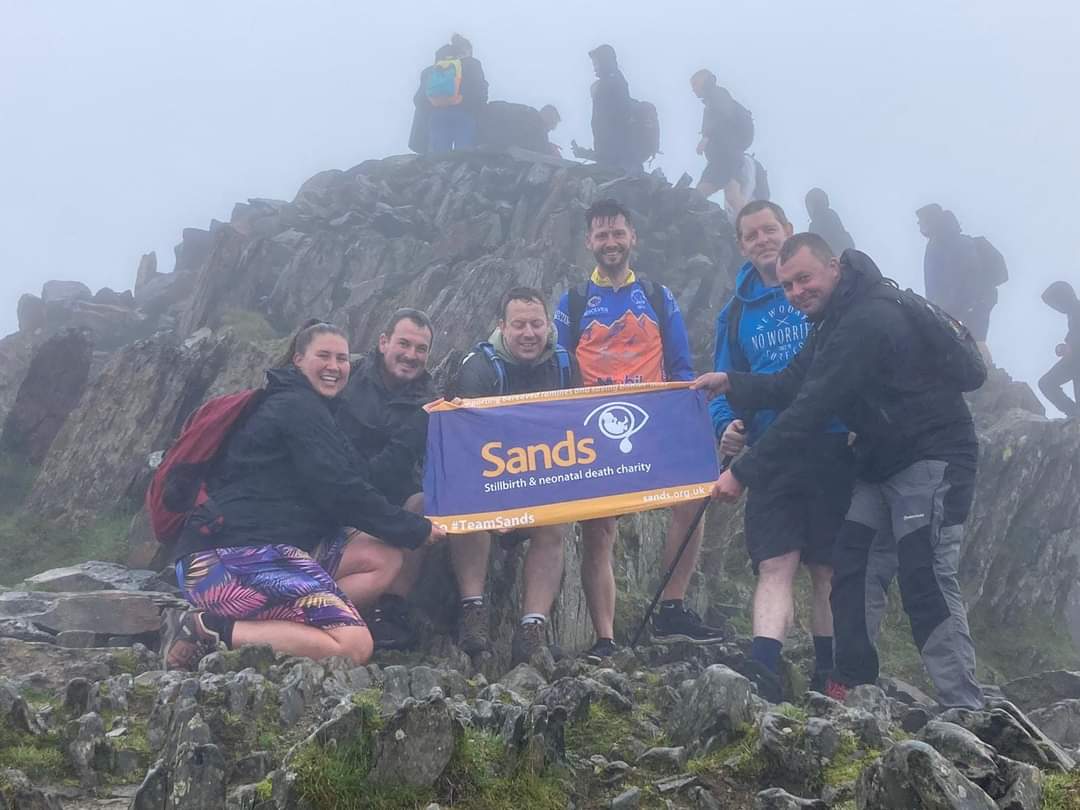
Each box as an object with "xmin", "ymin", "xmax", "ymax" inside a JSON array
[
  {"xmin": 825, "ymin": 677, "xmax": 850, "ymax": 703},
  {"xmin": 583, "ymin": 638, "xmax": 619, "ymax": 664},
  {"xmin": 459, "ymin": 601, "xmax": 490, "ymax": 656},
  {"xmin": 368, "ymin": 596, "xmax": 417, "ymax": 651},
  {"xmin": 651, "ymin": 605, "xmax": 725, "ymax": 645},
  {"xmin": 511, "ymin": 621, "xmax": 547, "ymax": 666},
  {"xmin": 161, "ymin": 609, "xmax": 223, "ymax": 671}
]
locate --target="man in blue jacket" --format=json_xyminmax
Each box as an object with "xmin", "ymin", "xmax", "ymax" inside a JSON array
[{"xmin": 710, "ymin": 201, "xmax": 855, "ymax": 700}]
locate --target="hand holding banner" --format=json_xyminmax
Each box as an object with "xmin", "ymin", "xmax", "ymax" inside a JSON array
[{"xmin": 423, "ymin": 382, "xmax": 719, "ymax": 532}]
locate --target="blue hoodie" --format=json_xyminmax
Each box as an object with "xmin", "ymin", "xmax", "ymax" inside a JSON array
[{"xmin": 710, "ymin": 262, "xmax": 846, "ymax": 445}]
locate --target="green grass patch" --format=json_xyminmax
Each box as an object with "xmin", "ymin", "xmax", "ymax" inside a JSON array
[
  {"xmin": 218, "ymin": 309, "xmax": 281, "ymax": 344},
  {"xmin": 687, "ymin": 723, "xmax": 764, "ymax": 782},
  {"xmin": 0, "ymin": 511, "xmax": 132, "ymax": 587},
  {"xmin": 564, "ymin": 702, "xmax": 635, "ymax": 756},
  {"xmin": 0, "ymin": 453, "xmax": 37, "ymax": 512},
  {"xmin": 819, "ymin": 731, "xmax": 880, "ymax": 789},
  {"xmin": 774, "ymin": 704, "xmax": 809, "ymax": 723},
  {"xmin": 1045, "ymin": 771, "xmax": 1080, "ymax": 810},
  {"xmin": 442, "ymin": 729, "xmax": 565, "ymax": 810},
  {"xmin": 0, "ymin": 718, "xmax": 70, "ymax": 782}
]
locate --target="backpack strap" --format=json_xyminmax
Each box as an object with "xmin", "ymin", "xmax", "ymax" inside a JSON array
[
  {"xmin": 553, "ymin": 347, "xmax": 573, "ymax": 389},
  {"xmin": 477, "ymin": 342, "xmax": 508, "ymax": 395},
  {"xmin": 566, "ymin": 282, "xmax": 589, "ymax": 352},
  {"xmin": 725, "ymin": 297, "xmax": 749, "ymax": 372},
  {"xmin": 639, "ymin": 278, "xmax": 671, "ymax": 357}
]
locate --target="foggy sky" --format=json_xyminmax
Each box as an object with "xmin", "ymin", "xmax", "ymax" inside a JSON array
[{"xmin": 2, "ymin": 1, "xmax": 1078, "ymax": 411}]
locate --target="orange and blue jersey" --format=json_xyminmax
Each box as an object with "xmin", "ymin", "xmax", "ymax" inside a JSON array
[{"xmin": 554, "ymin": 268, "xmax": 694, "ymax": 386}]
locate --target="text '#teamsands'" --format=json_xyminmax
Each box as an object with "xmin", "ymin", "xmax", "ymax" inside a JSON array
[{"xmin": 480, "ymin": 429, "xmax": 597, "ymax": 477}]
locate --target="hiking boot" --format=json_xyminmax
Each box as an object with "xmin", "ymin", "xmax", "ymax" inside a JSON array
[
  {"xmin": 825, "ymin": 677, "xmax": 850, "ymax": 703},
  {"xmin": 651, "ymin": 605, "xmax": 725, "ymax": 645},
  {"xmin": 583, "ymin": 638, "xmax": 619, "ymax": 664},
  {"xmin": 367, "ymin": 595, "xmax": 417, "ymax": 651},
  {"xmin": 511, "ymin": 621, "xmax": 547, "ymax": 666},
  {"xmin": 161, "ymin": 609, "xmax": 223, "ymax": 671},
  {"xmin": 740, "ymin": 659, "xmax": 784, "ymax": 704},
  {"xmin": 459, "ymin": 602, "xmax": 490, "ymax": 656}
]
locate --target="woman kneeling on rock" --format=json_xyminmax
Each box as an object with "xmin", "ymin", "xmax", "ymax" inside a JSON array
[{"xmin": 162, "ymin": 320, "xmax": 444, "ymax": 670}]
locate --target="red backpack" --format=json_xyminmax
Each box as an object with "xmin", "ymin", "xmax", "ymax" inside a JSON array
[{"xmin": 146, "ymin": 389, "xmax": 266, "ymax": 544}]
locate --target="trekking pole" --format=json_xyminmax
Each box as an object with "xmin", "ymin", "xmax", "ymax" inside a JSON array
[{"xmin": 630, "ymin": 453, "xmax": 734, "ymax": 650}]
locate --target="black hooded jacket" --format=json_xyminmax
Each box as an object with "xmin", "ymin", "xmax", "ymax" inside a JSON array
[
  {"xmin": 728, "ymin": 251, "xmax": 978, "ymax": 486},
  {"xmin": 590, "ymin": 62, "xmax": 633, "ymax": 165},
  {"xmin": 174, "ymin": 366, "xmax": 431, "ymax": 560},
  {"xmin": 336, "ymin": 351, "xmax": 435, "ymax": 503}
]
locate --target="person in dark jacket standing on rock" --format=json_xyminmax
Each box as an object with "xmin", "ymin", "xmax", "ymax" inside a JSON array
[
  {"xmin": 694, "ymin": 234, "xmax": 985, "ymax": 710},
  {"xmin": 572, "ymin": 44, "xmax": 638, "ymax": 173},
  {"xmin": 441, "ymin": 287, "xmax": 580, "ymax": 663},
  {"xmin": 161, "ymin": 321, "xmax": 444, "ymax": 671},
  {"xmin": 692, "ymin": 69, "xmax": 754, "ymax": 216},
  {"xmin": 1039, "ymin": 281, "xmax": 1080, "ymax": 417},
  {"xmin": 805, "ymin": 188, "xmax": 855, "ymax": 255},
  {"xmin": 917, "ymin": 204, "xmax": 1001, "ymax": 349},
  {"xmin": 710, "ymin": 202, "xmax": 855, "ymax": 701},
  {"xmin": 336, "ymin": 308, "xmax": 437, "ymax": 650}
]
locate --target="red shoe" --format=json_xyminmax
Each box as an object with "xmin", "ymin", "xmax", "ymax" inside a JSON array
[{"xmin": 825, "ymin": 677, "xmax": 850, "ymax": 702}]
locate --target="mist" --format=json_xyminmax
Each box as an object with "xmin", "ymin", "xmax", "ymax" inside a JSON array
[{"xmin": 2, "ymin": 0, "xmax": 1078, "ymax": 410}]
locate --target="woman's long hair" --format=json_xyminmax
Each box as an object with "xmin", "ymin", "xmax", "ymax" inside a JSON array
[{"xmin": 275, "ymin": 319, "xmax": 349, "ymax": 367}]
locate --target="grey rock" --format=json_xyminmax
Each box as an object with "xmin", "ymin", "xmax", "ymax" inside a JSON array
[
  {"xmin": 636, "ymin": 746, "xmax": 687, "ymax": 772},
  {"xmin": 23, "ymin": 561, "xmax": 159, "ymax": 593},
  {"xmin": 369, "ymin": 696, "xmax": 461, "ymax": 788},
  {"xmin": 1029, "ymin": 699, "xmax": 1080, "ymax": 747},
  {"xmin": 856, "ymin": 740, "xmax": 997, "ymax": 809},
  {"xmin": 611, "ymin": 786, "xmax": 641, "ymax": 809},
  {"xmin": 653, "ymin": 774, "xmax": 698, "ymax": 794},
  {"xmin": 55, "ymin": 630, "xmax": 100, "ymax": 648},
  {"xmin": 500, "ymin": 663, "xmax": 547, "ymax": 696},
  {"xmin": 879, "ymin": 676, "xmax": 936, "ymax": 707},
  {"xmin": 0, "ymin": 618, "xmax": 54, "ymax": 644},
  {"xmin": 41, "ymin": 280, "xmax": 93, "ymax": 304},
  {"xmin": 689, "ymin": 785, "xmax": 723, "ymax": 810},
  {"xmin": 845, "ymin": 684, "xmax": 891, "ymax": 724},
  {"xmin": 229, "ymin": 750, "xmax": 274, "ymax": 784},
  {"xmin": 0, "ymin": 768, "xmax": 64, "ymax": 809},
  {"xmin": 759, "ymin": 711, "xmax": 820, "ymax": 786},
  {"xmin": 67, "ymin": 711, "xmax": 107, "ymax": 787},
  {"xmin": 994, "ymin": 756, "xmax": 1044, "ymax": 810},
  {"xmin": 753, "ymin": 787, "xmax": 828, "ymax": 809},
  {"xmin": 16, "ymin": 293, "xmax": 45, "ymax": 333},
  {"xmin": 939, "ymin": 700, "xmax": 1076, "ymax": 772},
  {"xmin": 32, "ymin": 590, "xmax": 181, "ymax": 636},
  {"xmin": 534, "ymin": 676, "xmax": 632, "ymax": 723},
  {"xmin": 669, "ymin": 665, "xmax": 754, "ymax": 747},
  {"xmin": 917, "ymin": 720, "xmax": 998, "ymax": 784},
  {"xmin": 409, "ymin": 665, "xmax": 442, "ymax": 698},
  {"xmin": 1002, "ymin": 670, "xmax": 1080, "ymax": 711},
  {"xmin": 169, "ymin": 742, "xmax": 226, "ymax": 809}
]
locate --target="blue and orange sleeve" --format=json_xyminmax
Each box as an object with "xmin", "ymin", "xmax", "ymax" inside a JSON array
[{"xmin": 554, "ymin": 291, "xmax": 572, "ymax": 350}]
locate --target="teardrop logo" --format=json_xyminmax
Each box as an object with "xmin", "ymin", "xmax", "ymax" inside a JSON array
[{"xmin": 584, "ymin": 402, "xmax": 650, "ymax": 453}]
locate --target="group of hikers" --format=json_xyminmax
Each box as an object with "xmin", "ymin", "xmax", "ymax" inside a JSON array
[
  {"xmin": 159, "ymin": 186, "xmax": 1080, "ymax": 714},
  {"xmin": 408, "ymin": 37, "xmax": 766, "ymax": 217}
]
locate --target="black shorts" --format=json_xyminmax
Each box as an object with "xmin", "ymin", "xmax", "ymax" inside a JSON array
[
  {"xmin": 701, "ymin": 149, "xmax": 743, "ymax": 189},
  {"xmin": 743, "ymin": 437, "xmax": 855, "ymax": 574}
]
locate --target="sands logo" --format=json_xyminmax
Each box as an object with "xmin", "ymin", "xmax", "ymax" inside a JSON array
[{"xmin": 584, "ymin": 402, "xmax": 649, "ymax": 453}]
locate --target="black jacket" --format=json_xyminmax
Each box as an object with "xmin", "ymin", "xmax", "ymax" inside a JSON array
[
  {"xmin": 809, "ymin": 208, "xmax": 855, "ymax": 255},
  {"xmin": 459, "ymin": 56, "xmax": 489, "ymax": 114},
  {"xmin": 447, "ymin": 345, "xmax": 580, "ymax": 398},
  {"xmin": 175, "ymin": 366, "xmax": 431, "ymax": 560},
  {"xmin": 336, "ymin": 351, "xmax": 435, "ymax": 504},
  {"xmin": 591, "ymin": 68, "xmax": 633, "ymax": 165},
  {"xmin": 701, "ymin": 84, "xmax": 742, "ymax": 160},
  {"xmin": 729, "ymin": 251, "xmax": 978, "ymax": 486}
]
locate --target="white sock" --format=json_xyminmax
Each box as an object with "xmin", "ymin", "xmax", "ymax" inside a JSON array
[
  {"xmin": 461, "ymin": 596, "xmax": 484, "ymax": 607},
  {"xmin": 521, "ymin": 613, "xmax": 546, "ymax": 626}
]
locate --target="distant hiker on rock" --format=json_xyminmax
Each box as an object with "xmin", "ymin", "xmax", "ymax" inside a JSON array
[
  {"xmin": 336, "ymin": 309, "xmax": 438, "ymax": 650},
  {"xmin": 917, "ymin": 203, "xmax": 1006, "ymax": 352},
  {"xmin": 555, "ymin": 199, "xmax": 723, "ymax": 661},
  {"xmin": 695, "ymin": 235, "xmax": 986, "ymax": 710},
  {"xmin": 409, "ymin": 45, "xmax": 453, "ymax": 155},
  {"xmin": 1039, "ymin": 280, "xmax": 1080, "ymax": 417},
  {"xmin": 476, "ymin": 101, "xmax": 562, "ymax": 156},
  {"xmin": 806, "ymin": 188, "xmax": 855, "ymax": 255},
  {"xmin": 439, "ymin": 287, "xmax": 580, "ymax": 663},
  {"xmin": 161, "ymin": 321, "xmax": 444, "ymax": 671},
  {"xmin": 710, "ymin": 202, "xmax": 855, "ymax": 701},
  {"xmin": 571, "ymin": 44, "xmax": 646, "ymax": 174},
  {"xmin": 421, "ymin": 34, "xmax": 489, "ymax": 154},
  {"xmin": 691, "ymin": 69, "xmax": 756, "ymax": 217}
]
